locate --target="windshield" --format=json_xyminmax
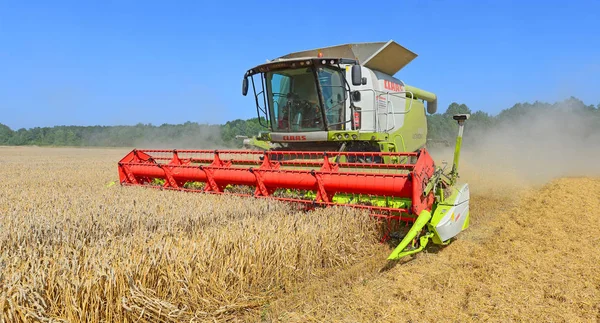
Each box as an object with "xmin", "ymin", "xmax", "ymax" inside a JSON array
[
  {"xmin": 267, "ymin": 68, "xmax": 324, "ymax": 131},
  {"xmin": 266, "ymin": 66, "xmax": 346, "ymax": 132},
  {"xmin": 317, "ymin": 67, "xmax": 346, "ymax": 130}
]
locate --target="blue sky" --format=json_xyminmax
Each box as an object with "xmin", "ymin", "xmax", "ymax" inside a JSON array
[{"xmin": 0, "ymin": 0, "xmax": 598, "ymax": 129}]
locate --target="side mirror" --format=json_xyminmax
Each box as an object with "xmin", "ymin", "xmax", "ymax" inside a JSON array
[
  {"xmin": 351, "ymin": 65, "xmax": 362, "ymax": 86},
  {"xmin": 242, "ymin": 77, "xmax": 249, "ymax": 96}
]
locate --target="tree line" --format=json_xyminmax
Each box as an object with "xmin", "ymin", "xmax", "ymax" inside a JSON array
[{"xmin": 1, "ymin": 97, "xmax": 598, "ymax": 148}]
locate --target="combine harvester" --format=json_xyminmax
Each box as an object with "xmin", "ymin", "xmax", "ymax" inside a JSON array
[{"xmin": 118, "ymin": 41, "xmax": 470, "ymax": 260}]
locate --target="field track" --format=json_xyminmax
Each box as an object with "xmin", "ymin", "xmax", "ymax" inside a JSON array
[{"xmin": 1, "ymin": 147, "xmax": 599, "ymax": 322}]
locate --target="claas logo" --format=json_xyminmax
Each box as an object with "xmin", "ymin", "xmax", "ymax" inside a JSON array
[
  {"xmin": 283, "ymin": 135, "xmax": 307, "ymax": 141},
  {"xmin": 384, "ymin": 80, "xmax": 404, "ymax": 92}
]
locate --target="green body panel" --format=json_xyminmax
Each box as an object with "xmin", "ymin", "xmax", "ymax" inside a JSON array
[
  {"xmin": 453, "ymin": 136, "xmax": 462, "ymax": 171},
  {"xmin": 333, "ymin": 194, "xmax": 412, "ymax": 210},
  {"xmin": 301, "ymin": 191, "xmax": 412, "ymax": 210},
  {"xmin": 404, "ymin": 85, "xmax": 437, "ymax": 103},
  {"xmin": 390, "ymin": 98, "xmax": 427, "ymax": 153},
  {"xmin": 462, "ymin": 211, "xmax": 470, "ymax": 230},
  {"xmin": 451, "ymin": 135, "xmax": 462, "ymax": 181},
  {"xmin": 388, "ymin": 232, "xmax": 434, "ymax": 259},
  {"xmin": 387, "ymin": 210, "xmax": 432, "ymax": 260},
  {"xmin": 243, "ymin": 137, "xmax": 272, "ymax": 150}
]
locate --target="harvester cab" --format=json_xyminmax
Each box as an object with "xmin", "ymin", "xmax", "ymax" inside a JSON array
[
  {"xmin": 242, "ymin": 40, "xmax": 438, "ymax": 154},
  {"xmin": 118, "ymin": 41, "xmax": 471, "ymax": 260}
]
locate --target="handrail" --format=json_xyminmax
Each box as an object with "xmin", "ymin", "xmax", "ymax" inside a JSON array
[{"xmin": 353, "ymin": 89, "xmax": 415, "ymax": 133}]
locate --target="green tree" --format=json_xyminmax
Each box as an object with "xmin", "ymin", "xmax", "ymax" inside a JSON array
[
  {"xmin": 443, "ymin": 102, "xmax": 471, "ymax": 117},
  {"xmin": 427, "ymin": 102, "xmax": 475, "ymax": 141},
  {"xmin": 222, "ymin": 117, "xmax": 267, "ymax": 146},
  {"xmin": 0, "ymin": 123, "xmax": 13, "ymax": 144},
  {"xmin": 1, "ymin": 97, "xmax": 598, "ymax": 147}
]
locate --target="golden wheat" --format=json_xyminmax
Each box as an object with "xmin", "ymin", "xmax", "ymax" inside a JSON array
[
  {"xmin": 1, "ymin": 147, "xmax": 599, "ymax": 322},
  {"xmin": 0, "ymin": 147, "xmax": 382, "ymax": 322}
]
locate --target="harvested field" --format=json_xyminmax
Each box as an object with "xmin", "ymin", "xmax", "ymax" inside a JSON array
[
  {"xmin": 1, "ymin": 146, "xmax": 599, "ymax": 322},
  {"xmin": 268, "ymin": 177, "xmax": 600, "ymax": 322}
]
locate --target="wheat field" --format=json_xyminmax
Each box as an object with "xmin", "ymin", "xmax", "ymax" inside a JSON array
[{"xmin": 1, "ymin": 146, "xmax": 599, "ymax": 322}]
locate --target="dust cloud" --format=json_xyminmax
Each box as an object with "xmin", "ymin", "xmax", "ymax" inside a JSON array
[
  {"xmin": 432, "ymin": 105, "xmax": 600, "ymax": 192},
  {"xmin": 130, "ymin": 125, "xmax": 228, "ymax": 150}
]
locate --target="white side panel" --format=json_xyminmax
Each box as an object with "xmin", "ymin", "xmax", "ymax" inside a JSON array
[
  {"xmin": 347, "ymin": 67, "xmax": 416, "ymax": 134},
  {"xmin": 435, "ymin": 184, "xmax": 470, "ymax": 241},
  {"xmin": 374, "ymin": 71, "xmax": 407, "ymax": 133},
  {"xmin": 347, "ymin": 66, "xmax": 376, "ymax": 132}
]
